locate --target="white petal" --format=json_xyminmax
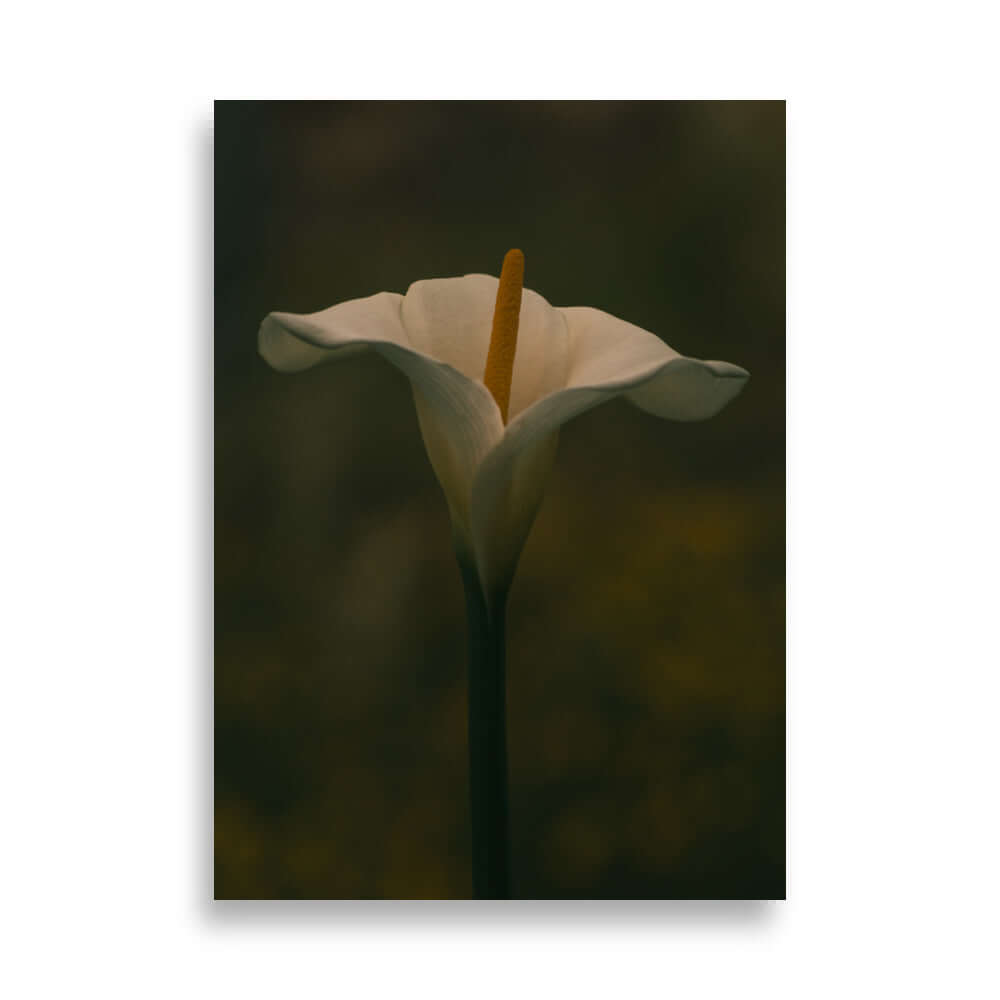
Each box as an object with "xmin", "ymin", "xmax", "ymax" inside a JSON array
[
  {"xmin": 261, "ymin": 288, "xmax": 747, "ymax": 596},
  {"xmin": 401, "ymin": 275, "xmax": 570, "ymax": 421},
  {"xmin": 467, "ymin": 305, "xmax": 748, "ymax": 592},
  {"xmin": 259, "ymin": 292, "xmax": 503, "ymax": 550}
]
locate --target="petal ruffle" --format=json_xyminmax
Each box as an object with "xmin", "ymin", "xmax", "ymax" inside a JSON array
[
  {"xmin": 259, "ymin": 292, "xmax": 504, "ymax": 550},
  {"xmin": 260, "ymin": 291, "xmax": 408, "ymax": 372},
  {"xmin": 559, "ymin": 306, "xmax": 749, "ymax": 419}
]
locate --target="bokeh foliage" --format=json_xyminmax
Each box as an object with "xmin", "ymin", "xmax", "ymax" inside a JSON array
[{"xmin": 215, "ymin": 101, "xmax": 784, "ymax": 898}]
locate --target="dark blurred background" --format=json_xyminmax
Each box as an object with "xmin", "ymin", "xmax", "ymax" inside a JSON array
[{"xmin": 215, "ymin": 101, "xmax": 784, "ymax": 899}]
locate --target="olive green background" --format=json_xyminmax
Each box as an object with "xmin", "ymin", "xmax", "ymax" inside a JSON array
[{"xmin": 215, "ymin": 100, "xmax": 784, "ymax": 899}]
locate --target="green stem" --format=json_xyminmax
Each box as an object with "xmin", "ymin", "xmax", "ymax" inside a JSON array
[{"xmin": 459, "ymin": 558, "xmax": 511, "ymax": 899}]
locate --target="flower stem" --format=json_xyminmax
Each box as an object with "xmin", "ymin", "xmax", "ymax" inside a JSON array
[{"xmin": 459, "ymin": 559, "xmax": 511, "ymax": 899}]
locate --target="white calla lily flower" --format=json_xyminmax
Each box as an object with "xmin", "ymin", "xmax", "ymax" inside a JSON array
[
  {"xmin": 260, "ymin": 250, "xmax": 748, "ymax": 898},
  {"xmin": 260, "ymin": 252, "xmax": 747, "ymax": 596}
]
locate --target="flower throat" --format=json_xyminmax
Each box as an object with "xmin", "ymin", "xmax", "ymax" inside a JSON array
[{"xmin": 482, "ymin": 248, "xmax": 524, "ymax": 424}]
